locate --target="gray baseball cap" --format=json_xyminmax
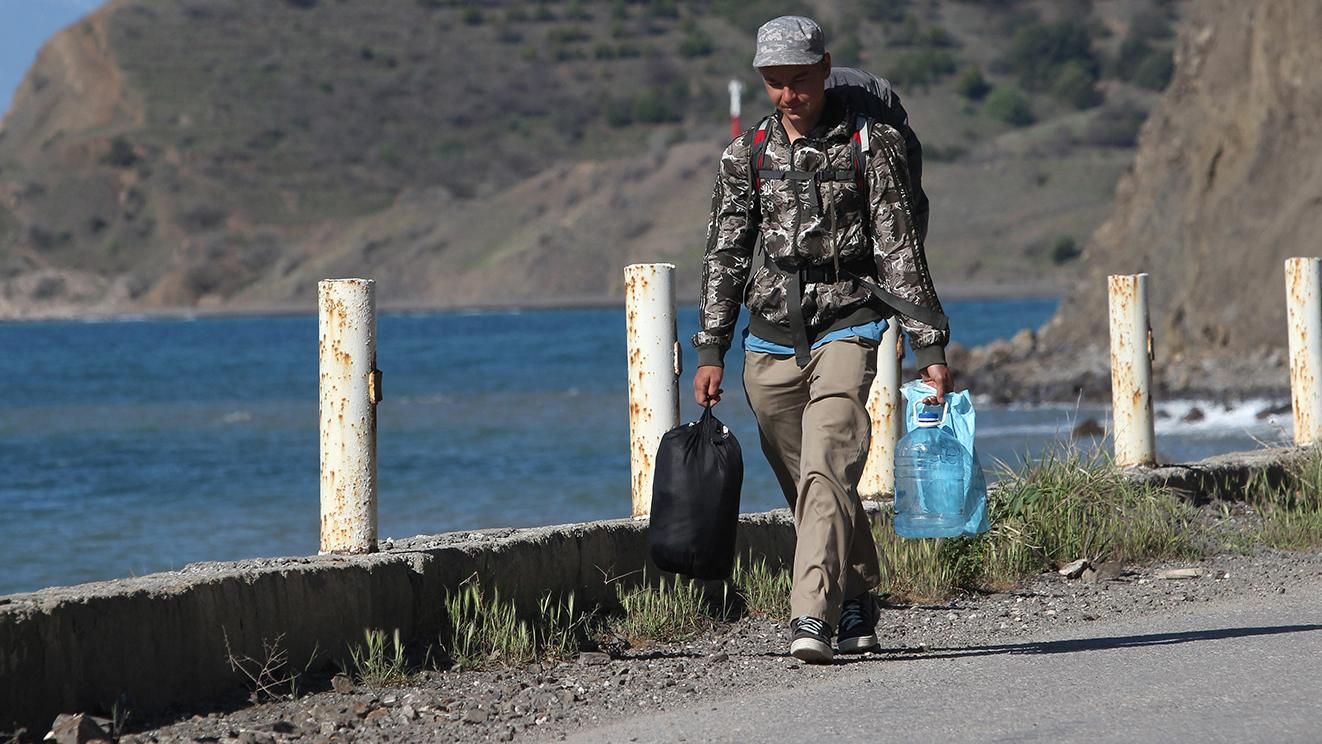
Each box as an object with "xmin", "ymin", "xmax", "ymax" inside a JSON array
[{"xmin": 752, "ymin": 15, "xmax": 826, "ymax": 68}]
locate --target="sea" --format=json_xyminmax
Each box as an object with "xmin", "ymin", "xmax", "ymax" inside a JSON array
[{"xmin": 0, "ymin": 298, "xmax": 1294, "ymax": 595}]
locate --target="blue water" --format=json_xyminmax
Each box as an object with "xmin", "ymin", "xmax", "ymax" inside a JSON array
[{"xmin": 0, "ymin": 298, "xmax": 1290, "ymax": 595}]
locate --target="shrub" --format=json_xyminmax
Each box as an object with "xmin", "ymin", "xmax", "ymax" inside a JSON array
[
  {"xmin": 833, "ymin": 32, "xmax": 862, "ymax": 68},
  {"xmin": 1132, "ymin": 49, "xmax": 1174, "ymax": 91},
  {"xmin": 633, "ymin": 95, "xmax": 681, "ymax": 124},
  {"xmin": 1051, "ymin": 61, "xmax": 1102, "ymax": 109},
  {"xmin": 679, "ymin": 30, "xmax": 714, "ymax": 58},
  {"xmin": 606, "ymin": 97, "xmax": 633, "ymax": 127},
  {"xmin": 1002, "ymin": 20, "xmax": 1098, "ymax": 91},
  {"xmin": 1051, "ymin": 236, "xmax": 1081, "ymax": 264},
  {"xmin": 984, "ymin": 86, "xmax": 1035, "ymax": 126},
  {"xmin": 886, "ymin": 49, "xmax": 958, "ymax": 91},
  {"xmin": 1111, "ymin": 34, "xmax": 1152, "ymax": 81},
  {"xmin": 1081, "ymin": 102, "xmax": 1146, "ymax": 147},
  {"xmin": 1129, "ymin": 8, "xmax": 1173, "ymax": 41},
  {"xmin": 861, "ymin": 0, "xmax": 910, "ymax": 23},
  {"xmin": 955, "ymin": 67, "xmax": 990, "ymax": 101}
]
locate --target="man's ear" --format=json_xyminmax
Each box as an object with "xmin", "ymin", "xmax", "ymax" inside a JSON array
[{"xmin": 822, "ymin": 52, "xmax": 832, "ymax": 76}]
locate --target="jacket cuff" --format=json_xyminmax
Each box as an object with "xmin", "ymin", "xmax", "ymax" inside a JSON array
[
  {"xmin": 696, "ymin": 344, "xmax": 727, "ymax": 369},
  {"xmin": 914, "ymin": 344, "xmax": 947, "ymax": 370}
]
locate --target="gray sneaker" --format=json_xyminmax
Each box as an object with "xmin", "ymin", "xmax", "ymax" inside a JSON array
[
  {"xmin": 836, "ymin": 593, "xmax": 879, "ymax": 653},
  {"xmin": 789, "ymin": 616, "xmax": 834, "ymax": 663}
]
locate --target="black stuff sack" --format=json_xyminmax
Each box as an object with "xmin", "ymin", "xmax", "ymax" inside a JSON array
[{"xmin": 648, "ymin": 406, "xmax": 744, "ymax": 580}]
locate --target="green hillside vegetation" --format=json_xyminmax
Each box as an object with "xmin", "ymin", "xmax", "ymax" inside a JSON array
[{"xmin": 0, "ymin": 0, "xmax": 1183, "ymax": 314}]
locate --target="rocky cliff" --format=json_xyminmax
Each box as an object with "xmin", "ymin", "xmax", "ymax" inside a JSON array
[{"xmin": 1042, "ymin": 0, "xmax": 1322, "ymax": 373}]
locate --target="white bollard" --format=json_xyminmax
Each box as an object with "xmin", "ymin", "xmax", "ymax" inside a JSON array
[
  {"xmin": 625, "ymin": 263, "xmax": 680, "ymax": 518},
  {"xmin": 1285, "ymin": 258, "xmax": 1322, "ymax": 445},
  {"xmin": 319, "ymin": 278, "xmax": 381, "ymax": 554},
  {"xmin": 860, "ymin": 322, "xmax": 903, "ymax": 500},
  {"xmin": 1108, "ymin": 273, "xmax": 1156, "ymax": 467}
]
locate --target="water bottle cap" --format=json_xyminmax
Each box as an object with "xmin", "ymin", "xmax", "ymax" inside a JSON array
[{"xmin": 916, "ymin": 410, "xmax": 941, "ymax": 426}]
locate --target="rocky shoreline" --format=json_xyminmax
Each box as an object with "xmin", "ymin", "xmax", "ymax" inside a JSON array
[
  {"xmin": 944, "ymin": 330, "xmax": 1293, "ymax": 406},
  {"xmin": 102, "ymin": 546, "xmax": 1322, "ymax": 744}
]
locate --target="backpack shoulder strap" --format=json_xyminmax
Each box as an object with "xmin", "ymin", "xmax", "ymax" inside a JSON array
[
  {"xmin": 745, "ymin": 116, "xmax": 775, "ymax": 193},
  {"xmin": 851, "ymin": 113, "xmax": 870, "ymax": 192},
  {"xmin": 847, "ymin": 113, "xmax": 950, "ymax": 332}
]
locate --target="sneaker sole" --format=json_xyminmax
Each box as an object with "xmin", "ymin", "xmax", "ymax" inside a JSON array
[
  {"xmin": 790, "ymin": 637, "xmax": 834, "ymax": 664},
  {"xmin": 836, "ymin": 634, "xmax": 879, "ymax": 653}
]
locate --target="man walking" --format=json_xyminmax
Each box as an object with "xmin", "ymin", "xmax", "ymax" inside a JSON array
[{"xmin": 692, "ymin": 16, "xmax": 953, "ymax": 663}]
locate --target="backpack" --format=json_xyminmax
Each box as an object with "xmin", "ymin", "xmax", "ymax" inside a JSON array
[{"xmin": 742, "ymin": 67, "xmax": 947, "ymax": 368}]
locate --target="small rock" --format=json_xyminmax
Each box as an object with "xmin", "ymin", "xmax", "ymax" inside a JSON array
[
  {"xmin": 1182, "ymin": 407, "xmax": 1206, "ymax": 423},
  {"xmin": 498, "ymin": 728, "xmax": 515, "ymax": 742},
  {"xmin": 365, "ymin": 707, "xmax": 390, "ymax": 722},
  {"xmin": 706, "ymin": 652, "xmax": 729, "ymax": 663},
  {"xmin": 44, "ymin": 713, "xmax": 112, "ymax": 744},
  {"xmin": 1071, "ymin": 418, "xmax": 1105, "ymax": 439},
  {"xmin": 400, "ymin": 704, "xmax": 417, "ymax": 721},
  {"xmin": 351, "ymin": 702, "xmax": 371, "ymax": 719},
  {"xmin": 1058, "ymin": 558, "xmax": 1089, "ymax": 579},
  {"xmin": 577, "ymin": 651, "xmax": 611, "ymax": 666},
  {"xmin": 463, "ymin": 708, "xmax": 489, "ymax": 724},
  {"xmin": 381, "ymin": 693, "xmax": 398, "ymax": 706},
  {"xmin": 1155, "ymin": 568, "xmax": 1203, "ymax": 580},
  {"xmin": 1256, "ymin": 402, "xmax": 1291, "ymax": 419},
  {"xmin": 331, "ymin": 673, "xmax": 354, "ymax": 694}
]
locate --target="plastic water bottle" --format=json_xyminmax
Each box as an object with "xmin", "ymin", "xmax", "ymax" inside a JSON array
[{"xmin": 894, "ymin": 404, "xmax": 970, "ymax": 538}]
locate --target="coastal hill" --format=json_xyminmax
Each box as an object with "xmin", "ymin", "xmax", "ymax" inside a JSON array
[
  {"xmin": 0, "ymin": 0, "xmax": 1178, "ymax": 319},
  {"xmin": 1043, "ymin": 0, "xmax": 1322, "ymax": 363}
]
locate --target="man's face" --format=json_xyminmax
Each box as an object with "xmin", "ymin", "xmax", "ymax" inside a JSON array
[{"xmin": 758, "ymin": 55, "xmax": 831, "ymax": 131}]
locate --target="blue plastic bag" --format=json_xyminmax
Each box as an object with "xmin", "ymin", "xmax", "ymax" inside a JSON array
[{"xmin": 899, "ymin": 380, "xmax": 989, "ymax": 536}]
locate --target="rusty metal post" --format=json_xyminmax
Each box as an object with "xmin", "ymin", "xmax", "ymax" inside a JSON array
[
  {"xmin": 625, "ymin": 263, "xmax": 680, "ymax": 518},
  {"xmin": 860, "ymin": 321, "xmax": 903, "ymax": 500},
  {"xmin": 1286, "ymin": 258, "xmax": 1322, "ymax": 445},
  {"xmin": 1108, "ymin": 273, "xmax": 1155, "ymax": 467},
  {"xmin": 319, "ymin": 278, "xmax": 380, "ymax": 554}
]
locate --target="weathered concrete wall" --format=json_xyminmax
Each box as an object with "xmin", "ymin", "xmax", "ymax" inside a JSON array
[
  {"xmin": 1, "ymin": 446, "xmax": 1310, "ymax": 735},
  {"xmin": 0, "ymin": 513, "xmax": 796, "ymax": 737}
]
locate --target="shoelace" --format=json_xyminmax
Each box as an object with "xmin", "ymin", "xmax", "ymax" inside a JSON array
[
  {"xmin": 796, "ymin": 616, "xmax": 830, "ymax": 637},
  {"xmin": 839, "ymin": 600, "xmax": 865, "ymax": 630}
]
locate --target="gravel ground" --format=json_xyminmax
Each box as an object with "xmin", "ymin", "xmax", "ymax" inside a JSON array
[{"xmin": 105, "ymin": 547, "xmax": 1322, "ymax": 744}]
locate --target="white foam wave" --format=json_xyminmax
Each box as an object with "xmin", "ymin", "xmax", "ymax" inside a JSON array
[{"xmin": 1153, "ymin": 398, "xmax": 1292, "ymax": 437}]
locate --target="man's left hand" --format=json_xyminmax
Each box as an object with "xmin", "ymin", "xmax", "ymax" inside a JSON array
[{"xmin": 920, "ymin": 363, "xmax": 954, "ymax": 404}]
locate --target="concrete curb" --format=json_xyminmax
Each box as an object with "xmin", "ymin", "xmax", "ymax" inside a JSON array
[
  {"xmin": 1, "ymin": 446, "xmax": 1311, "ymax": 735},
  {"xmin": 0, "ymin": 512, "xmax": 796, "ymax": 736}
]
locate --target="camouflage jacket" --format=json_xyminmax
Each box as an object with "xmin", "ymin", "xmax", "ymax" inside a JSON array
[{"xmin": 693, "ymin": 93, "xmax": 949, "ymax": 369}]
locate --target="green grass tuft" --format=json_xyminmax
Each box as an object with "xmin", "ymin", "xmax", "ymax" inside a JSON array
[
  {"xmin": 442, "ymin": 581, "xmax": 585, "ymax": 670},
  {"xmin": 612, "ymin": 573, "xmax": 710, "ymax": 643},
  {"xmin": 1246, "ymin": 449, "xmax": 1322, "ymax": 549},
  {"xmin": 348, "ymin": 628, "xmax": 410, "ymax": 687},
  {"xmin": 730, "ymin": 555, "xmax": 792, "ymax": 620}
]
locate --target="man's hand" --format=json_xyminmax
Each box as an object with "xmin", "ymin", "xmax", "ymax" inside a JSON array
[
  {"xmin": 694, "ymin": 366, "xmax": 724, "ymax": 407},
  {"xmin": 919, "ymin": 363, "xmax": 954, "ymax": 404}
]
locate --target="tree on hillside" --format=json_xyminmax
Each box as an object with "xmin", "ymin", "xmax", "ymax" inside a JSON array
[{"xmin": 1001, "ymin": 20, "xmax": 1099, "ymax": 92}]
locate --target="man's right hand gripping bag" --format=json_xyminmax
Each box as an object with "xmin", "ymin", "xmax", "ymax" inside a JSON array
[{"xmin": 648, "ymin": 406, "xmax": 744, "ymax": 580}]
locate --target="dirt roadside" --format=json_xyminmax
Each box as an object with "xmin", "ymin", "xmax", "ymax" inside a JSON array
[{"xmin": 102, "ymin": 548, "xmax": 1322, "ymax": 744}]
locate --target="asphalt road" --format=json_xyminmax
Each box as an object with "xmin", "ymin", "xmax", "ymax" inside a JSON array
[{"xmin": 570, "ymin": 575, "xmax": 1322, "ymax": 743}]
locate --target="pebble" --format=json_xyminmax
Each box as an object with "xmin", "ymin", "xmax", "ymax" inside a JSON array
[{"xmin": 330, "ymin": 674, "xmax": 353, "ymax": 694}]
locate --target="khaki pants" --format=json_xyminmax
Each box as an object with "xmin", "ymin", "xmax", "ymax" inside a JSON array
[{"xmin": 743, "ymin": 337, "xmax": 882, "ymax": 628}]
